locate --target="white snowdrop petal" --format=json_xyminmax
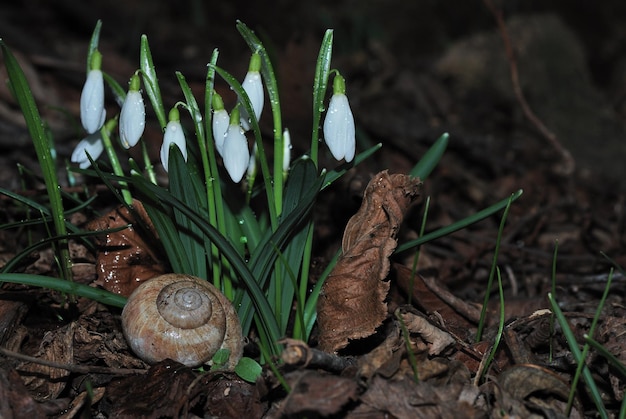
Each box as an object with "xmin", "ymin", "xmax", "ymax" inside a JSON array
[
  {"xmin": 212, "ymin": 108, "xmax": 230, "ymax": 157},
  {"xmin": 80, "ymin": 70, "xmax": 106, "ymax": 134},
  {"xmin": 71, "ymin": 133, "xmax": 104, "ymax": 169},
  {"xmin": 119, "ymin": 90, "xmax": 146, "ymax": 149},
  {"xmin": 160, "ymin": 121, "xmax": 187, "ymax": 172},
  {"xmin": 323, "ymin": 93, "xmax": 355, "ymax": 161},
  {"xmin": 223, "ymin": 125, "xmax": 250, "ymax": 183}
]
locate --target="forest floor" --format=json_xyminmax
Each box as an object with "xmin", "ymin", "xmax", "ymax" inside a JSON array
[{"xmin": 0, "ymin": 1, "xmax": 625, "ymax": 418}]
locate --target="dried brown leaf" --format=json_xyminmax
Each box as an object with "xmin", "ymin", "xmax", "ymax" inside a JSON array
[
  {"xmin": 317, "ymin": 171, "xmax": 421, "ymax": 352},
  {"xmin": 87, "ymin": 200, "xmax": 166, "ymax": 296},
  {"xmin": 397, "ymin": 306, "xmax": 456, "ymax": 356}
]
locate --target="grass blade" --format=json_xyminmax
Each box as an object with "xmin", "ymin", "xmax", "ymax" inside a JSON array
[
  {"xmin": 396, "ymin": 189, "xmax": 523, "ymax": 254},
  {"xmin": 0, "ymin": 273, "xmax": 126, "ymax": 308},
  {"xmin": 410, "ymin": 133, "xmax": 449, "ymax": 179}
]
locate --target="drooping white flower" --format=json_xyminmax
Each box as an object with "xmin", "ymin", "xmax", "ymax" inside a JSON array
[
  {"xmin": 119, "ymin": 74, "xmax": 145, "ymax": 149},
  {"xmin": 211, "ymin": 92, "xmax": 230, "ymax": 157},
  {"xmin": 160, "ymin": 108, "xmax": 187, "ymax": 172},
  {"xmin": 323, "ymin": 73, "xmax": 355, "ymax": 162},
  {"xmin": 71, "ymin": 133, "xmax": 104, "ymax": 169},
  {"xmin": 223, "ymin": 107, "xmax": 250, "ymax": 183},
  {"xmin": 80, "ymin": 50, "xmax": 106, "ymax": 134},
  {"xmin": 239, "ymin": 53, "xmax": 264, "ymax": 131}
]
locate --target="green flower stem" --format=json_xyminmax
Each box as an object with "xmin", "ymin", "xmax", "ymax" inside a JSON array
[
  {"xmin": 140, "ymin": 140, "xmax": 157, "ymax": 184},
  {"xmin": 202, "ymin": 52, "xmax": 231, "ymax": 294},
  {"xmin": 100, "ymin": 118, "xmax": 133, "ymax": 205}
]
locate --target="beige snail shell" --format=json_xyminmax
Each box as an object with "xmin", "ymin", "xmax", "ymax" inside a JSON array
[{"xmin": 121, "ymin": 274, "xmax": 243, "ymax": 368}]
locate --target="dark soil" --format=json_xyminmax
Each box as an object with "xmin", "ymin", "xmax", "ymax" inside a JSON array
[{"xmin": 1, "ymin": 1, "xmax": 625, "ymax": 418}]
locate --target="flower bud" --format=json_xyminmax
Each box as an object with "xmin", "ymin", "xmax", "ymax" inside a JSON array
[
  {"xmin": 323, "ymin": 73, "xmax": 355, "ymax": 162},
  {"xmin": 160, "ymin": 108, "xmax": 187, "ymax": 172},
  {"xmin": 119, "ymin": 74, "xmax": 145, "ymax": 149},
  {"xmin": 80, "ymin": 50, "xmax": 106, "ymax": 134}
]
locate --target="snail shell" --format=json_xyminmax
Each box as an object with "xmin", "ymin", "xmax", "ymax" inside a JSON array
[{"xmin": 121, "ymin": 274, "xmax": 243, "ymax": 368}]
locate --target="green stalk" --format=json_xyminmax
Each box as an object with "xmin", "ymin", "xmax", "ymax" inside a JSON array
[
  {"xmin": 477, "ymin": 267, "xmax": 505, "ymax": 384},
  {"xmin": 202, "ymin": 51, "xmax": 230, "ymax": 294},
  {"xmin": 566, "ymin": 268, "xmax": 613, "ymax": 415},
  {"xmin": 476, "ymin": 193, "xmax": 514, "ymax": 341},
  {"xmin": 1, "ymin": 40, "xmax": 73, "ymax": 282},
  {"xmin": 100, "ymin": 118, "xmax": 133, "ymax": 205},
  {"xmin": 548, "ymin": 293, "xmax": 608, "ymax": 418}
]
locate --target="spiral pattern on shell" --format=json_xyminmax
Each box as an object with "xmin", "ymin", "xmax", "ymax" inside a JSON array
[{"xmin": 121, "ymin": 274, "xmax": 243, "ymax": 368}]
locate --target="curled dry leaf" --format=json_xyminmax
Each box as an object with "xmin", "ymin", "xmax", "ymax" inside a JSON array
[
  {"xmin": 87, "ymin": 200, "xmax": 166, "ymax": 296},
  {"xmin": 396, "ymin": 306, "xmax": 455, "ymax": 356},
  {"xmin": 317, "ymin": 171, "xmax": 421, "ymax": 352}
]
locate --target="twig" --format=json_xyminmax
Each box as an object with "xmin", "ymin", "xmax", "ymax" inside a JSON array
[
  {"xmin": 0, "ymin": 346, "xmax": 146, "ymax": 375},
  {"xmin": 280, "ymin": 339, "xmax": 355, "ymax": 373},
  {"xmin": 482, "ymin": 0, "xmax": 575, "ymax": 175}
]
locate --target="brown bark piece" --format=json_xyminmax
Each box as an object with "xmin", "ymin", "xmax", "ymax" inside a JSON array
[
  {"xmin": 317, "ymin": 171, "xmax": 421, "ymax": 352},
  {"xmin": 87, "ymin": 200, "xmax": 166, "ymax": 296}
]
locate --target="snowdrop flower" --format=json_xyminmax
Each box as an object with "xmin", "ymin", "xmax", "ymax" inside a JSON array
[
  {"xmin": 160, "ymin": 107, "xmax": 187, "ymax": 172},
  {"xmin": 211, "ymin": 92, "xmax": 230, "ymax": 157},
  {"xmin": 223, "ymin": 106, "xmax": 250, "ymax": 183},
  {"xmin": 119, "ymin": 74, "xmax": 145, "ymax": 149},
  {"xmin": 323, "ymin": 73, "xmax": 355, "ymax": 162},
  {"xmin": 239, "ymin": 53, "xmax": 264, "ymax": 131},
  {"xmin": 80, "ymin": 50, "xmax": 106, "ymax": 134},
  {"xmin": 71, "ymin": 133, "xmax": 104, "ymax": 169}
]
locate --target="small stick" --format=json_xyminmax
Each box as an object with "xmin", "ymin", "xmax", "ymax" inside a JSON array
[
  {"xmin": 0, "ymin": 346, "xmax": 146, "ymax": 375},
  {"xmin": 482, "ymin": 0, "xmax": 575, "ymax": 175},
  {"xmin": 280, "ymin": 339, "xmax": 355, "ymax": 373}
]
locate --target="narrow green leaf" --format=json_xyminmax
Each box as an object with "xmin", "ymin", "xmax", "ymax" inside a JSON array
[
  {"xmin": 410, "ymin": 133, "xmax": 449, "ymax": 179},
  {"xmin": 168, "ymin": 147, "xmax": 209, "ymax": 278},
  {"xmin": 86, "ymin": 20, "xmax": 102, "ymax": 74},
  {"xmin": 396, "ymin": 189, "xmax": 524, "ymax": 254},
  {"xmin": 584, "ymin": 335, "xmax": 626, "ymax": 379},
  {"xmin": 0, "ymin": 273, "xmax": 126, "ymax": 308},
  {"xmin": 548, "ymin": 293, "xmax": 608, "ymax": 418},
  {"xmin": 311, "ymin": 29, "xmax": 334, "ymax": 165},
  {"xmin": 140, "ymin": 34, "xmax": 166, "ymax": 128}
]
